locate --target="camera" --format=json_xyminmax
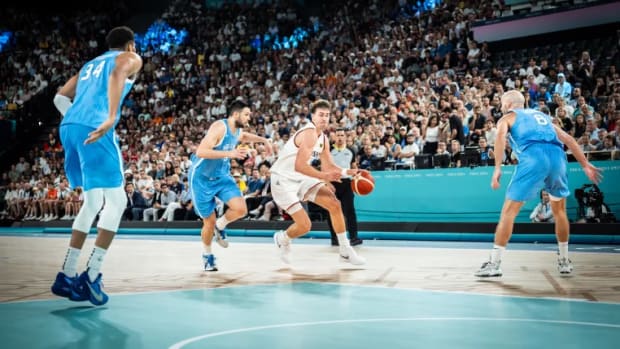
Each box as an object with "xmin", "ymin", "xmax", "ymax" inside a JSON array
[{"xmin": 574, "ymin": 184, "xmax": 616, "ymax": 223}]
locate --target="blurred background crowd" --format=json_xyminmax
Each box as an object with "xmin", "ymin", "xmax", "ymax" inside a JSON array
[{"xmin": 1, "ymin": 0, "xmax": 618, "ymax": 222}]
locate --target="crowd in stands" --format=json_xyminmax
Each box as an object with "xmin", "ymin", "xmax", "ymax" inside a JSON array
[{"xmin": 1, "ymin": 0, "xmax": 619, "ymax": 222}]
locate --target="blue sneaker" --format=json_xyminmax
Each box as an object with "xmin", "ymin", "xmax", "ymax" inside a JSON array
[
  {"xmin": 213, "ymin": 227, "xmax": 229, "ymax": 248},
  {"xmin": 202, "ymin": 254, "xmax": 218, "ymax": 271},
  {"xmin": 51, "ymin": 272, "xmax": 78, "ymax": 298},
  {"xmin": 70, "ymin": 270, "xmax": 109, "ymax": 306}
]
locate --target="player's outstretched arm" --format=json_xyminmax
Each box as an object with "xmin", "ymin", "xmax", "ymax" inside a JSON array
[
  {"xmin": 239, "ymin": 132, "xmax": 273, "ymax": 156},
  {"xmin": 53, "ymin": 75, "xmax": 78, "ymax": 116},
  {"xmin": 195, "ymin": 121, "xmax": 247, "ymax": 160},
  {"xmin": 85, "ymin": 52, "xmax": 142, "ymax": 144},
  {"xmin": 553, "ymin": 124, "xmax": 602, "ymax": 184}
]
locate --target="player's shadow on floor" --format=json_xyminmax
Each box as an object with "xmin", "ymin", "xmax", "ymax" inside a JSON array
[{"xmin": 50, "ymin": 306, "xmax": 134, "ymax": 349}]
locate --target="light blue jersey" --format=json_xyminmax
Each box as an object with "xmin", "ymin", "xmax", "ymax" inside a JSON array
[
  {"xmin": 505, "ymin": 109, "xmax": 569, "ymax": 202},
  {"xmin": 507, "ymin": 108, "xmax": 563, "ymax": 155},
  {"xmin": 61, "ymin": 51, "xmax": 135, "ymax": 129},
  {"xmin": 188, "ymin": 120, "xmax": 243, "ymax": 218},
  {"xmin": 60, "ymin": 50, "xmax": 136, "ymax": 191}
]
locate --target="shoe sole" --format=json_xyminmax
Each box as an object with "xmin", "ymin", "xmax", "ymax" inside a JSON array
[
  {"xmin": 339, "ymin": 256, "xmax": 366, "ymax": 266},
  {"xmin": 51, "ymin": 286, "xmax": 72, "ymax": 298},
  {"xmin": 475, "ymin": 272, "xmax": 503, "ymax": 277}
]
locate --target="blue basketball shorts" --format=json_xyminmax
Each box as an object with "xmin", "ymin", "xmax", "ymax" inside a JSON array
[
  {"xmin": 189, "ymin": 173, "xmax": 241, "ymax": 219},
  {"xmin": 506, "ymin": 144, "xmax": 569, "ymax": 202},
  {"xmin": 60, "ymin": 124, "xmax": 124, "ymax": 191}
]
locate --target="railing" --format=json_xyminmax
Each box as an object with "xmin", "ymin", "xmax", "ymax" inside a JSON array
[{"xmin": 568, "ymin": 150, "xmax": 620, "ymax": 162}]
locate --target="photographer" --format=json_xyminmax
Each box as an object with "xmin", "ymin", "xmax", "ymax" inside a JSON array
[{"xmin": 575, "ymin": 184, "xmax": 617, "ymax": 223}]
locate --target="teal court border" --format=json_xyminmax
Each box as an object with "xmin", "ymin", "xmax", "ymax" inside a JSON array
[
  {"xmin": 1, "ymin": 282, "xmax": 619, "ymax": 349},
  {"xmin": 2, "ymin": 226, "xmax": 620, "ymax": 244}
]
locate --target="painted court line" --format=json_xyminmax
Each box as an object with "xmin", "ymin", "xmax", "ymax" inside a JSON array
[{"xmin": 169, "ymin": 317, "xmax": 620, "ymax": 348}]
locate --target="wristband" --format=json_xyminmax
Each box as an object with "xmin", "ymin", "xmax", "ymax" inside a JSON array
[{"xmin": 341, "ymin": 168, "xmax": 348, "ymax": 177}]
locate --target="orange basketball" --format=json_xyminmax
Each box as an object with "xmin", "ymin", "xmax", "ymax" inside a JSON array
[{"xmin": 351, "ymin": 171, "xmax": 375, "ymax": 195}]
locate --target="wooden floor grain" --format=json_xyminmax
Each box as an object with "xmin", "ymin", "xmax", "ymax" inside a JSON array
[{"xmin": 1, "ymin": 236, "xmax": 619, "ymax": 303}]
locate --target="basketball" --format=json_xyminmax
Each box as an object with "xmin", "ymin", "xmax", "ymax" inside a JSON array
[{"xmin": 351, "ymin": 170, "xmax": 375, "ymax": 195}]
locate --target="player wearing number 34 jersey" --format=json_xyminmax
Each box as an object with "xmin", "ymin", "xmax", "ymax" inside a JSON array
[{"xmin": 51, "ymin": 26, "xmax": 143, "ymax": 306}]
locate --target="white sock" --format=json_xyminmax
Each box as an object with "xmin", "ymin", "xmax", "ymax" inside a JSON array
[
  {"xmin": 558, "ymin": 241, "xmax": 569, "ymax": 259},
  {"xmin": 86, "ymin": 246, "xmax": 107, "ymax": 282},
  {"xmin": 490, "ymin": 245, "xmax": 505, "ymax": 264},
  {"xmin": 277, "ymin": 230, "xmax": 291, "ymax": 245},
  {"xmin": 216, "ymin": 216, "xmax": 231, "ymax": 231},
  {"xmin": 62, "ymin": 247, "xmax": 81, "ymax": 276},
  {"xmin": 203, "ymin": 244, "xmax": 212, "ymax": 255},
  {"xmin": 336, "ymin": 232, "xmax": 350, "ymax": 247}
]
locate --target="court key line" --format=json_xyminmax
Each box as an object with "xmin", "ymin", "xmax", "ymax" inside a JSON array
[{"xmin": 168, "ymin": 317, "xmax": 620, "ymax": 349}]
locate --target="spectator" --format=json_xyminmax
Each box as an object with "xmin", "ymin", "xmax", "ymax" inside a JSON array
[
  {"xmin": 478, "ymin": 137, "xmax": 495, "ymax": 166},
  {"xmin": 554, "ymin": 73, "xmax": 573, "ymax": 101},
  {"xmin": 450, "ymin": 140, "xmax": 462, "ymax": 168},
  {"xmin": 529, "ymin": 191, "xmax": 554, "ymax": 223},
  {"xmin": 123, "ymin": 182, "xmax": 148, "ymax": 221},
  {"xmin": 398, "ymin": 133, "xmax": 420, "ymax": 169}
]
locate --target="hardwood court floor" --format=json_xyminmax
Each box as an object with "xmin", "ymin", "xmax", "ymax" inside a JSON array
[{"xmin": 1, "ymin": 235, "xmax": 619, "ymax": 303}]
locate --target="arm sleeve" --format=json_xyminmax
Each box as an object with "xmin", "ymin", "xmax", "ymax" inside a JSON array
[{"xmin": 53, "ymin": 94, "xmax": 73, "ymax": 116}]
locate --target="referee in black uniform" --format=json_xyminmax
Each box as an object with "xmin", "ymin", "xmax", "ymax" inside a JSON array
[{"xmin": 327, "ymin": 128, "xmax": 362, "ymax": 246}]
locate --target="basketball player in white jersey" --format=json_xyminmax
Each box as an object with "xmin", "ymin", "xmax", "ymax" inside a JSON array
[{"xmin": 271, "ymin": 99, "xmax": 366, "ymax": 265}]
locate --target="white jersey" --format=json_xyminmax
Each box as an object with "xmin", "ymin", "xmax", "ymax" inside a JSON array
[{"xmin": 270, "ymin": 122, "xmax": 326, "ymax": 181}]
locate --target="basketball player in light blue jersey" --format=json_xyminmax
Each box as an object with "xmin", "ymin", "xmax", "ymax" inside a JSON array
[
  {"xmin": 476, "ymin": 90, "xmax": 601, "ymax": 277},
  {"xmin": 189, "ymin": 100, "xmax": 272, "ymax": 271},
  {"xmin": 50, "ymin": 26, "xmax": 143, "ymax": 305}
]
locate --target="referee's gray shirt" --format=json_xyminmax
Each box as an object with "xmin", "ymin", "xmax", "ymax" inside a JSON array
[{"xmin": 331, "ymin": 146, "xmax": 356, "ymax": 179}]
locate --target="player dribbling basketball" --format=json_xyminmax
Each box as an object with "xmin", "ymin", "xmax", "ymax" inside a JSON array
[{"xmin": 269, "ymin": 99, "xmax": 366, "ymax": 265}]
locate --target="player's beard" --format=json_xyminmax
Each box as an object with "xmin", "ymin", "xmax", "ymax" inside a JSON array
[{"xmin": 234, "ymin": 118, "xmax": 245, "ymax": 128}]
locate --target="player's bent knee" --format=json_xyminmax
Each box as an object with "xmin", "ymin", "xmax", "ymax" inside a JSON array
[
  {"xmin": 73, "ymin": 189, "xmax": 105, "ymax": 233},
  {"xmin": 297, "ymin": 217, "xmax": 312, "ymax": 233},
  {"xmin": 324, "ymin": 196, "xmax": 342, "ymax": 213},
  {"xmin": 229, "ymin": 204, "xmax": 248, "ymax": 217},
  {"xmin": 97, "ymin": 187, "xmax": 127, "ymax": 232}
]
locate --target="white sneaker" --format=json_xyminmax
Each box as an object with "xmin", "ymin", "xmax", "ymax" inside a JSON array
[
  {"xmin": 557, "ymin": 257, "xmax": 573, "ymax": 274},
  {"xmin": 273, "ymin": 231, "xmax": 291, "ymax": 264},
  {"xmin": 475, "ymin": 260, "xmax": 502, "ymax": 277},
  {"xmin": 249, "ymin": 208, "xmax": 261, "ymax": 217},
  {"xmin": 339, "ymin": 246, "xmax": 366, "ymax": 265},
  {"xmin": 257, "ymin": 215, "xmax": 269, "ymax": 221},
  {"xmin": 213, "ymin": 226, "xmax": 229, "ymax": 248}
]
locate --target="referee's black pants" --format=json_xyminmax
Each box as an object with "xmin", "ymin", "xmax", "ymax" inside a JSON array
[{"xmin": 327, "ymin": 178, "xmax": 359, "ymax": 244}]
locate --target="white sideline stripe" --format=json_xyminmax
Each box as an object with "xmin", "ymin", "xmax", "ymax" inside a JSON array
[{"xmin": 169, "ymin": 317, "xmax": 620, "ymax": 348}]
